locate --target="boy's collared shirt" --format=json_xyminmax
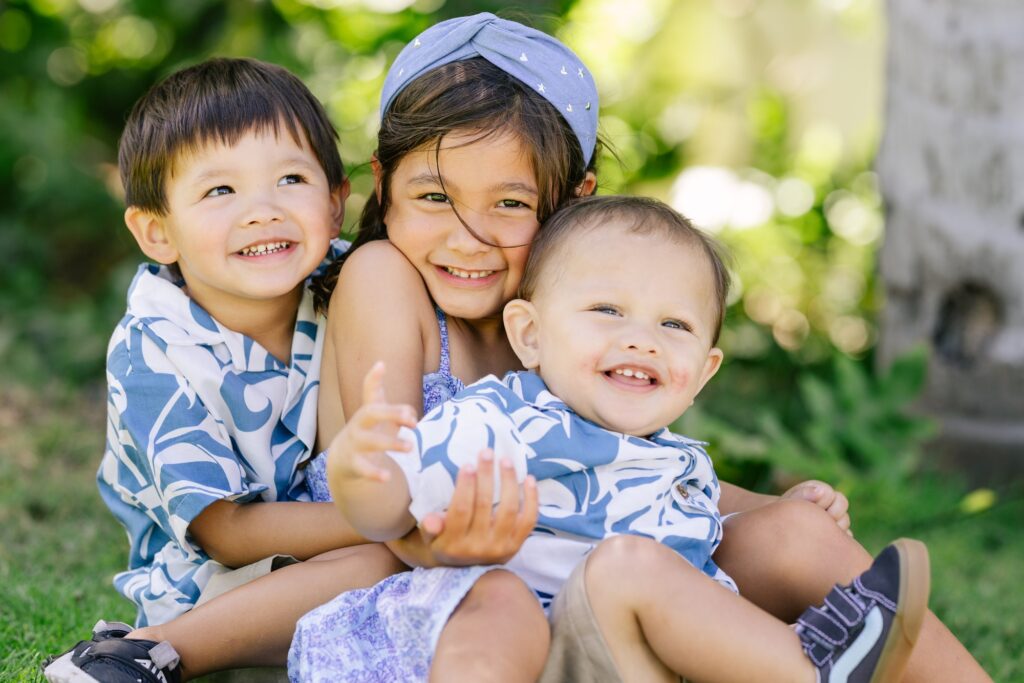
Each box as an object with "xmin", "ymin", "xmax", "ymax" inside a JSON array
[
  {"xmin": 391, "ymin": 371, "xmax": 737, "ymax": 607},
  {"xmin": 98, "ymin": 240, "xmax": 346, "ymax": 627}
]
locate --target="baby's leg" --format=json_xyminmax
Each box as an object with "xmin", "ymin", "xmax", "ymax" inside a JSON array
[
  {"xmin": 430, "ymin": 569, "xmax": 549, "ymax": 683},
  {"xmin": 132, "ymin": 543, "xmax": 405, "ymax": 679},
  {"xmin": 715, "ymin": 499, "xmax": 992, "ymax": 682},
  {"xmin": 582, "ymin": 535, "xmax": 818, "ymax": 682}
]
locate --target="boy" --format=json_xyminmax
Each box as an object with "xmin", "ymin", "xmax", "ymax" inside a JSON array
[
  {"xmin": 44, "ymin": 57, "xmax": 407, "ymax": 682},
  {"xmin": 328, "ymin": 195, "xmax": 931, "ymax": 682}
]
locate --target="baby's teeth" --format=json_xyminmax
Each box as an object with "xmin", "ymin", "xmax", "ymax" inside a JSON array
[{"xmin": 614, "ymin": 368, "xmax": 650, "ymax": 380}]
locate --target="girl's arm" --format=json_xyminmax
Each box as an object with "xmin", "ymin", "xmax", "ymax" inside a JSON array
[{"xmin": 327, "ymin": 362, "xmax": 419, "ymax": 541}]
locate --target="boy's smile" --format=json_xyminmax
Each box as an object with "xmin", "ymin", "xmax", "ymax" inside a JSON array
[
  {"xmin": 505, "ymin": 222, "xmax": 724, "ymax": 437},
  {"xmin": 127, "ymin": 126, "xmax": 345, "ymax": 328}
]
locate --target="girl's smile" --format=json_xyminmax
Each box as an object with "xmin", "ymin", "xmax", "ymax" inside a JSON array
[{"xmin": 382, "ymin": 130, "xmax": 539, "ymax": 322}]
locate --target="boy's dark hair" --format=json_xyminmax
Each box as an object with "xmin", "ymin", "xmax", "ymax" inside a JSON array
[
  {"xmin": 311, "ymin": 57, "xmax": 602, "ymax": 312},
  {"xmin": 519, "ymin": 195, "xmax": 732, "ymax": 345},
  {"xmin": 119, "ymin": 57, "xmax": 345, "ymax": 215}
]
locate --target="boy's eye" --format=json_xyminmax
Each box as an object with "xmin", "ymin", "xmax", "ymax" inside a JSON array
[
  {"xmin": 591, "ymin": 305, "xmax": 620, "ymax": 316},
  {"xmin": 279, "ymin": 174, "xmax": 305, "ymax": 186},
  {"xmin": 204, "ymin": 186, "xmax": 233, "ymax": 198}
]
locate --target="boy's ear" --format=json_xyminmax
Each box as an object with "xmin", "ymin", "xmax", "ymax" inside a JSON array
[
  {"xmin": 503, "ymin": 299, "xmax": 541, "ymax": 369},
  {"xmin": 124, "ymin": 207, "xmax": 179, "ymax": 264},
  {"xmin": 330, "ymin": 178, "xmax": 351, "ymax": 238},
  {"xmin": 693, "ymin": 347, "xmax": 724, "ymax": 401},
  {"xmin": 576, "ymin": 171, "xmax": 597, "ymax": 198},
  {"xmin": 371, "ymin": 154, "xmax": 383, "ymax": 204}
]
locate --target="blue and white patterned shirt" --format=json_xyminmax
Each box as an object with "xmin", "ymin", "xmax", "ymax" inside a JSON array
[
  {"xmin": 97, "ymin": 241, "xmax": 347, "ymax": 627},
  {"xmin": 390, "ymin": 371, "xmax": 736, "ymax": 604}
]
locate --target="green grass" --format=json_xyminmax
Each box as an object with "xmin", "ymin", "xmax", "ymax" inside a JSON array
[{"xmin": 1, "ymin": 380, "xmax": 1021, "ymax": 681}]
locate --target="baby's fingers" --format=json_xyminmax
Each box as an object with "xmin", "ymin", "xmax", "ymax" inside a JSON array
[
  {"xmin": 351, "ymin": 426, "xmax": 413, "ymax": 455},
  {"xmin": 349, "ymin": 453, "xmax": 392, "ymax": 482},
  {"xmin": 361, "ymin": 361, "xmax": 389, "ymax": 406},
  {"xmin": 356, "ymin": 403, "xmax": 418, "ymax": 433}
]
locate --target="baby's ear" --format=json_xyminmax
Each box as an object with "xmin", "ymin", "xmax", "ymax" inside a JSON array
[
  {"xmin": 696, "ymin": 347, "xmax": 724, "ymax": 396},
  {"xmin": 124, "ymin": 207, "xmax": 178, "ymax": 264},
  {"xmin": 503, "ymin": 299, "xmax": 541, "ymax": 369}
]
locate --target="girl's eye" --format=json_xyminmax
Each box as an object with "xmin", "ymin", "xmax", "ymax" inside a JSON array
[
  {"xmin": 662, "ymin": 319, "xmax": 693, "ymax": 332},
  {"xmin": 279, "ymin": 174, "xmax": 305, "ymax": 186},
  {"xmin": 421, "ymin": 192, "xmax": 450, "ymax": 203},
  {"xmin": 204, "ymin": 186, "xmax": 233, "ymax": 198},
  {"xmin": 498, "ymin": 199, "xmax": 529, "ymax": 209}
]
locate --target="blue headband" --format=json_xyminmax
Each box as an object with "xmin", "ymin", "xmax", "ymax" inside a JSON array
[{"xmin": 380, "ymin": 12, "xmax": 599, "ymax": 165}]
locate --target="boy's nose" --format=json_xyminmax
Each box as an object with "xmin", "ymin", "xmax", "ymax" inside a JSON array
[
  {"xmin": 242, "ymin": 199, "xmax": 284, "ymax": 226},
  {"xmin": 622, "ymin": 326, "xmax": 659, "ymax": 355}
]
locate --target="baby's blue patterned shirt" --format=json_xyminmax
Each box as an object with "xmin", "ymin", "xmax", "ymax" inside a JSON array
[
  {"xmin": 390, "ymin": 371, "xmax": 737, "ymax": 604},
  {"xmin": 97, "ymin": 240, "xmax": 347, "ymax": 627}
]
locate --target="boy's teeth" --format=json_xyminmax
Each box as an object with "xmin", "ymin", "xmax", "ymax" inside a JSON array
[
  {"xmin": 240, "ymin": 241, "xmax": 290, "ymax": 256},
  {"xmin": 614, "ymin": 368, "xmax": 650, "ymax": 380},
  {"xmin": 445, "ymin": 266, "xmax": 495, "ymax": 280}
]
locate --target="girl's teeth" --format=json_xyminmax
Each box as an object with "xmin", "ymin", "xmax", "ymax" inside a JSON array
[
  {"xmin": 445, "ymin": 267, "xmax": 495, "ymax": 279},
  {"xmin": 240, "ymin": 241, "xmax": 290, "ymax": 256},
  {"xmin": 614, "ymin": 368, "xmax": 650, "ymax": 380}
]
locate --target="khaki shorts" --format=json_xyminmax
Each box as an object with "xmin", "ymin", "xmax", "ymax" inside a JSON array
[
  {"xmin": 194, "ymin": 554, "xmax": 299, "ymax": 607},
  {"xmin": 538, "ymin": 556, "xmax": 623, "ymax": 683}
]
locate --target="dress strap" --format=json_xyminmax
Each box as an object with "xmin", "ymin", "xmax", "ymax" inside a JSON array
[{"xmin": 433, "ymin": 305, "xmax": 452, "ymax": 376}]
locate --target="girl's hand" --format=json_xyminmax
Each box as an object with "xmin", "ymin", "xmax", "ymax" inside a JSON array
[
  {"xmin": 417, "ymin": 448, "xmax": 539, "ymax": 566},
  {"xmin": 781, "ymin": 479, "xmax": 852, "ymax": 535},
  {"xmin": 329, "ymin": 362, "xmax": 417, "ymax": 483}
]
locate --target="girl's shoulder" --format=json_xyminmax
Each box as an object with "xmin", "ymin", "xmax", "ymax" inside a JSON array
[
  {"xmin": 326, "ymin": 239, "xmax": 440, "ymax": 371},
  {"xmin": 332, "ymin": 240, "xmax": 432, "ymax": 315}
]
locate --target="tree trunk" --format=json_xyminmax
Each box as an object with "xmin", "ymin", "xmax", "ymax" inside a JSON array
[{"xmin": 876, "ymin": 0, "xmax": 1024, "ymax": 478}]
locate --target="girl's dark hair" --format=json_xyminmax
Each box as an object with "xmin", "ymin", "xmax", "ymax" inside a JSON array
[
  {"xmin": 519, "ymin": 195, "xmax": 732, "ymax": 345},
  {"xmin": 120, "ymin": 57, "xmax": 345, "ymax": 214},
  {"xmin": 311, "ymin": 57, "xmax": 601, "ymax": 313}
]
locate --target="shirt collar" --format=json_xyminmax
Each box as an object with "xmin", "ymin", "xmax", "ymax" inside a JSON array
[{"xmin": 502, "ymin": 370, "xmax": 707, "ymax": 447}]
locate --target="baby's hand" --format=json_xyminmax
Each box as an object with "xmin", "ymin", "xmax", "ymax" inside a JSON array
[
  {"xmin": 782, "ymin": 480, "xmax": 852, "ymax": 535},
  {"xmin": 328, "ymin": 362, "xmax": 417, "ymax": 483}
]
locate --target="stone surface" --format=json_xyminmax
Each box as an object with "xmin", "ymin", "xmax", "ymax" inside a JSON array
[{"xmin": 876, "ymin": 0, "xmax": 1024, "ymax": 474}]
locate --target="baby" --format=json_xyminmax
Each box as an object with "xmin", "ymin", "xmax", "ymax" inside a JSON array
[{"xmin": 329, "ymin": 195, "xmax": 929, "ymax": 683}]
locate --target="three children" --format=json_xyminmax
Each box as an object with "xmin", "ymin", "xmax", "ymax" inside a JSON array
[{"xmin": 43, "ymin": 11, "xmax": 990, "ymax": 683}]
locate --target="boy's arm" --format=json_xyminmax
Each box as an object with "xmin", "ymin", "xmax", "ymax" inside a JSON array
[
  {"xmin": 327, "ymin": 362, "xmax": 419, "ymax": 541},
  {"xmin": 188, "ymin": 499, "xmax": 368, "ymax": 567}
]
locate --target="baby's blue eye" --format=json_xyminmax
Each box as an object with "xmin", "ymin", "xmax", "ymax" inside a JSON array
[
  {"xmin": 662, "ymin": 319, "xmax": 692, "ymax": 331},
  {"xmin": 279, "ymin": 174, "xmax": 304, "ymax": 186},
  {"xmin": 205, "ymin": 186, "xmax": 233, "ymax": 198}
]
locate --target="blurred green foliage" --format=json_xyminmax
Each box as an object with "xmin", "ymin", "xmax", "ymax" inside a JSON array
[{"xmin": 0, "ymin": 0, "xmax": 928, "ymax": 488}]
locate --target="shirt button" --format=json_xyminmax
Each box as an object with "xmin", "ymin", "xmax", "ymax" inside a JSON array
[{"xmin": 676, "ymin": 482, "xmax": 690, "ymax": 499}]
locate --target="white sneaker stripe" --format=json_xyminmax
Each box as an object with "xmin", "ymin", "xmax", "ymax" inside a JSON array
[{"xmin": 830, "ymin": 606, "xmax": 884, "ymax": 682}]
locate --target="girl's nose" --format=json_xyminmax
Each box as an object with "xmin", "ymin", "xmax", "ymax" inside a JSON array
[{"xmin": 444, "ymin": 211, "xmax": 490, "ymax": 255}]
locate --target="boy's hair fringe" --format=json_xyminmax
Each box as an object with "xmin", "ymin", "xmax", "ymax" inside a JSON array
[
  {"xmin": 311, "ymin": 57, "xmax": 603, "ymax": 313},
  {"xmin": 518, "ymin": 195, "xmax": 732, "ymax": 345},
  {"xmin": 119, "ymin": 57, "xmax": 345, "ymax": 215}
]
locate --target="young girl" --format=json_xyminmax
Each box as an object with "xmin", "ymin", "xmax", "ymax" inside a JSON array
[{"xmin": 296, "ymin": 12, "xmax": 990, "ymax": 683}]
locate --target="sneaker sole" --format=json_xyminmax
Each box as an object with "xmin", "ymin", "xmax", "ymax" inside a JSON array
[
  {"xmin": 43, "ymin": 652, "xmax": 103, "ymax": 683},
  {"xmin": 870, "ymin": 538, "xmax": 930, "ymax": 683}
]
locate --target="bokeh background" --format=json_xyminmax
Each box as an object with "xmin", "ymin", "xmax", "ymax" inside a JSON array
[{"xmin": 1, "ymin": 0, "xmax": 1021, "ymax": 679}]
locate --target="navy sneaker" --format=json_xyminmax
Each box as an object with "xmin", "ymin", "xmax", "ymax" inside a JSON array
[
  {"xmin": 796, "ymin": 538, "xmax": 930, "ymax": 683},
  {"xmin": 43, "ymin": 620, "xmax": 182, "ymax": 683}
]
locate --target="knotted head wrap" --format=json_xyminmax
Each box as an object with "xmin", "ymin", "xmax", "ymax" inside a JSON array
[{"xmin": 380, "ymin": 12, "xmax": 599, "ymax": 165}]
